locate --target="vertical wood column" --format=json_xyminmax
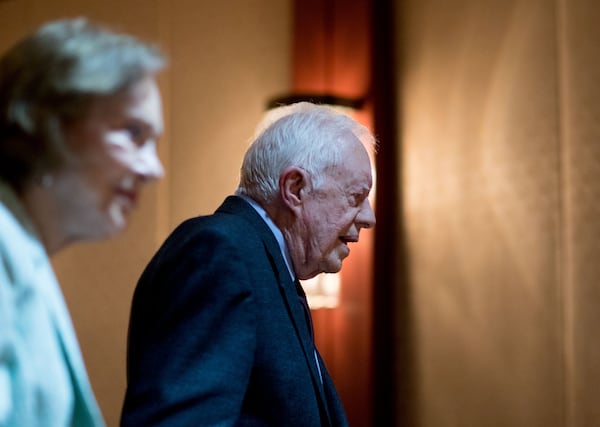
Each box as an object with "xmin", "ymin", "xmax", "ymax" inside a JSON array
[
  {"xmin": 560, "ymin": 0, "xmax": 600, "ymax": 424},
  {"xmin": 291, "ymin": 1, "xmax": 375, "ymax": 425}
]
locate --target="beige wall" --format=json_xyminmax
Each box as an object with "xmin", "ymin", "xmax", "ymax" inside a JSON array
[
  {"xmin": 397, "ymin": 0, "xmax": 600, "ymax": 425},
  {"xmin": 0, "ymin": 1, "xmax": 291, "ymax": 425}
]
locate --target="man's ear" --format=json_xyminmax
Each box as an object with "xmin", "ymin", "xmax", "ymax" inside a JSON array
[{"xmin": 279, "ymin": 166, "xmax": 308, "ymax": 213}]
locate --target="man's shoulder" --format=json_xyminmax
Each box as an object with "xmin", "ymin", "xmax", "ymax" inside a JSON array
[
  {"xmin": 171, "ymin": 197, "xmax": 260, "ymax": 234},
  {"xmin": 160, "ymin": 210, "xmax": 259, "ymax": 254},
  {"xmin": 175, "ymin": 209, "xmax": 256, "ymax": 236}
]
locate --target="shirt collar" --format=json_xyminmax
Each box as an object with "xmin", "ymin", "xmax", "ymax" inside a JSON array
[{"xmin": 238, "ymin": 195, "xmax": 296, "ymax": 281}]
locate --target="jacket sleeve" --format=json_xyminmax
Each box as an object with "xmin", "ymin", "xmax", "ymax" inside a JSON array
[
  {"xmin": 121, "ymin": 222, "xmax": 258, "ymax": 427},
  {"xmin": 0, "ymin": 253, "xmax": 16, "ymax": 427},
  {"xmin": 0, "ymin": 240, "xmax": 35, "ymax": 427}
]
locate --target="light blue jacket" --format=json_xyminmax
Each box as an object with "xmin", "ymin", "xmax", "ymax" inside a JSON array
[{"xmin": 0, "ymin": 182, "xmax": 105, "ymax": 427}]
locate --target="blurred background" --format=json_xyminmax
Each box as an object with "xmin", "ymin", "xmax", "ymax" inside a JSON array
[{"xmin": 2, "ymin": 0, "xmax": 600, "ymax": 426}]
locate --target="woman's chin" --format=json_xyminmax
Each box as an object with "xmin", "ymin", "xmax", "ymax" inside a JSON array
[
  {"xmin": 106, "ymin": 205, "xmax": 130, "ymax": 234},
  {"xmin": 108, "ymin": 218, "xmax": 128, "ymax": 237}
]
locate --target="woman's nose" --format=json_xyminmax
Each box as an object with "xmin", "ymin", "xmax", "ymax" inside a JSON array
[{"xmin": 136, "ymin": 142, "xmax": 164, "ymax": 181}]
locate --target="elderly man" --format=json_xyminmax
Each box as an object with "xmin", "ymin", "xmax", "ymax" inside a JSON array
[{"xmin": 121, "ymin": 102, "xmax": 376, "ymax": 427}]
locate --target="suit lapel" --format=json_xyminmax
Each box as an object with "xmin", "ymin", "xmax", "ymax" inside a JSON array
[
  {"xmin": 44, "ymin": 265, "xmax": 104, "ymax": 426},
  {"xmin": 277, "ymin": 276, "xmax": 332, "ymax": 425},
  {"xmin": 264, "ymin": 249, "xmax": 331, "ymax": 426},
  {"xmin": 217, "ymin": 196, "xmax": 332, "ymax": 425}
]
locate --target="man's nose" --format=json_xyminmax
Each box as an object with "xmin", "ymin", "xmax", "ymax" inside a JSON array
[{"xmin": 356, "ymin": 198, "xmax": 376, "ymax": 229}]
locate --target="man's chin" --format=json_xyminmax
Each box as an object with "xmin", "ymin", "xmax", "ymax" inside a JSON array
[{"xmin": 323, "ymin": 258, "xmax": 344, "ymax": 274}]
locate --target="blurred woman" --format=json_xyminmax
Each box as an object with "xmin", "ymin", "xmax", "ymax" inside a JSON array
[{"xmin": 0, "ymin": 18, "xmax": 165, "ymax": 426}]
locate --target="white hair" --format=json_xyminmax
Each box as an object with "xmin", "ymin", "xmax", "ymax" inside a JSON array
[{"xmin": 236, "ymin": 102, "xmax": 375, "ymax": 204}]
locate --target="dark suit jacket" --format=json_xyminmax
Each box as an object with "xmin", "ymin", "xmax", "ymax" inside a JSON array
[{"xmin": 121, "ymin": 196, "xmax": 349, "ymax": 427}]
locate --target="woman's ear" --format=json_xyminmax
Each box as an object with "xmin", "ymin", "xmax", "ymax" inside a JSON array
[{"xmin": 279, "ymin": 166, "xmax": 308, "ymax": 213}]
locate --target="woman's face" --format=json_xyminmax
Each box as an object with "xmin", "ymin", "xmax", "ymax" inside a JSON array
[{"xmin": 52, "ymin": 75, "xmax": 164, "ymax": 243}]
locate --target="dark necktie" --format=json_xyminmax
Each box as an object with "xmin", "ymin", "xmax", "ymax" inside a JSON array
[
  {"xmin": 295, "ymin": 279, "xmax": 315, "ymax": 340},
  {"xmin": 295, "ymin": 279, "xmax": 323, "ymax": 383}
]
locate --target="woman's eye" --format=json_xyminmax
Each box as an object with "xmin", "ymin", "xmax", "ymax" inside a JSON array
[{"xmin": 126, "ymin": 123, "xmax": 143, "ymax": 139}]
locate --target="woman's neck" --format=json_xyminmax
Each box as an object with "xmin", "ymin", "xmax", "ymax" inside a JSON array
[{"xmin": 21, "ymin": 183, "xmax": 70, "ymax": 255}]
